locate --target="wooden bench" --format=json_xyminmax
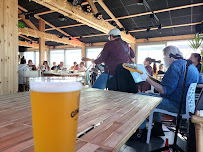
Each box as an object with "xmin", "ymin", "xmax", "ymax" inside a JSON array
[{"xmin": 0, "ymin": 88, "xmax": 162, "ymax": 152}]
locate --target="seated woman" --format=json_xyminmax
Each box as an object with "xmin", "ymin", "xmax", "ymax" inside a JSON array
[
  {"xmin": 78, "ymin": 62, "xmax": 87, "ymax": 73},
  {"xmin": 139, "ymin": 57, "xmax": 153, "ymax": 92},
  {"xmin": 158, "ymin": 64, "xmax": 165, "ymax": 74},
  {"xmin": 39, "ymin": 61, "xmax": 50, "ymax": 72},
  {"xmin": 70, "ymin": 62, "xmax": 77, "ymax": 70},
  {"xmin": 189, "ymin": 53, "xmax": 202, "ymax": 72},
  {"xmin": 28, "ymin": 60, "xmax": 37, "ymax": 70},
  {"xmin": 73, "ymin": 64, "xmax": 79, "ymax": 70}
]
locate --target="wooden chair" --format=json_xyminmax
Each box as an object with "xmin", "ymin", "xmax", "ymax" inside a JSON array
[{"xmin": 146, "ymin": 83, "xmax": 197, "ymax": 144}]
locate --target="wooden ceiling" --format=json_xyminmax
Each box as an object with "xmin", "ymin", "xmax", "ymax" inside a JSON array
[{"xmin": 18, "ymin": 0, "xmax": 203, "ymax": 48}]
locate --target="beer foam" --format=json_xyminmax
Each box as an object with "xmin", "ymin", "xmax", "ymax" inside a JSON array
[{"xmin": 29, "ymin": 77, "xmax": 81, "ymax": 92}]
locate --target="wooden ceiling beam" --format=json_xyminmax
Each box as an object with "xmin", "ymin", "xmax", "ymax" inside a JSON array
[
  {"xmin": 34, "ymin": 15, "xmax": 72, "ymax": 38},
  {"xmin": 45, "ymin": 2, "xmax": 203, "ymax": 31},
  {"xmin": 87, "ymin": 0, "xmax": 98, "ymax": 14},
  {"xmin": 116, "ymin": 2, "xmax": 203, "ymax": 20},
  {"xmin": 19, "ymin": 34, "xmax": 37, "ymax": 43},
  {"xmin": 18, "ymin": 27, "xmax": 84, "ymax": 47},
  {"xmin": 49, "ymin": 45, "xmax": 78, "ymax": 49},
  {"xmin": 81, "ymin": 1, "xmax": 96, "ymax": 6},
  {"xmin": 18, "ymin": 9, "xmax": 38, "ymax": 30},
  {"xmin": 53, "ymin": 34, "xmax": 195, "ymax": 48},
  {"xmin": 130, "ymin": 22, "xmax": 201, "ymax": 33},
  {"xmin": 97, "ymin": 0, "xmax": 123, "ymax": 28},
  {"xmin": 35, "ymin": 10, "xmax": 55, "ymax": 16},
  {"xmin": 45, "ymin": 23, "xmax": 84, "ymax": 31},
  {"xmin": 18, "ymin": 5, "xmax": 28, "ymax": 12},
  {"xmin": 74, "ymin": 22, "xmax": 201, "ymax": 38},
  {"xmin": 136, "ymin": 34, "xmax": 195, "ymax": 43},
  {"xmin": 32, "ymin": 0, "xmax": 135, "ymax": 43},
  {"xmin": 18, "ymin": 40, "xmax": 49, "ymax": 49},
  {"xmin": 18, "ymin": 5, "xmax": 82, "ymax": 43}
]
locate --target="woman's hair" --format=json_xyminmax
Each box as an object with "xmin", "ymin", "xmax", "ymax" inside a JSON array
[
  {"xmin": 159, "ymin": 64, "xmax": 163, "ymax": 70},
  {"xmin": 145, "ymin": 57, "xmax": 152, "ymax": 64},
  {"xmin": 192, "ymin": 53, "xmax": 201, "ymax": 63},
  {"xmin": 20, "ymin": 56, "xmax": 26, "ymax": 64},
  {"xmin": 43, "ymin": 61, "xmax": 48, "ymax": 65},
  {"xmin": 80, "ymin": 62, "xmax": 84, "ymax": 66}
]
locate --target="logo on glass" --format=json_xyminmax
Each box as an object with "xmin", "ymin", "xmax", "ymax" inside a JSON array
[{"xmin": 71, "ymin": 108, "xmax": 79, "ymax": 118}]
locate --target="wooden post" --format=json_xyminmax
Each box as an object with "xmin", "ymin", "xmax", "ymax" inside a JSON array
[
  {"xmin": 82, "ymin": 45, "xmax": 86, "ymax": 58},
  {"xmin": 0, "ymin": 0, "xmax": 18, "ymax": 95},
  {"xmin": 39, "ymin": 19, "xmax": 45, "ymax": 66},
  {"xmin": 46, "ymin": 49, "xmax": 49, "ymax": 63},
  {"xmin": 82, "ymin": 45, "xmax": 87, "ymax": 67}
]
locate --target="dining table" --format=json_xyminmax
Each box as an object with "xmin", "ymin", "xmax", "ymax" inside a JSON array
[{"xmin": 0, "ymin": 88, "xmax": 162, "ymax": 152}]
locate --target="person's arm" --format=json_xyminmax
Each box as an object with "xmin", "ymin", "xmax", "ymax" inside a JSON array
[
  {"xmin": 94, "ymin": 43, "xmax": 110, "ymax": 64},
  {"xmin": 141, "ymin": 62, "xmax": 180, "ymax": 95},
  {"xmin": 146, "ymin": 77, "xmax": 165, "ymax": 94}
]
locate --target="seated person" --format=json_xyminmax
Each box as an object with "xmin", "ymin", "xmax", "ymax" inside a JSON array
[
  {"xmin": 133, "ymin": 46, "xmax": 199, "ymax": 140},
  {"xmin": 139, "ymin": 57, "xmax": 153, "ymax": 92},
  {"xmin": 39, "ymin": 61, "xmax": 50, "ymax": 72},
  {"xmin": 70, "ymin": 62, "xmax": 77, "ymax": 70},
  {"xmin": 189, "ymin": 53, "xmax": 202, "ymax": 72},
  {"xmin": 18, "ymin": 57, "xmax": 30, "ymax": 91},
  {"xmin": 73, "ymin": 64, "xmax": 79, "ymax": 70},
  {"xmin": 78, "ymin": 62, "xmax": 87, "ymax": 72},
  {"xmin": 157, "ymin": 64, "xmax": 165, "ymax": 74},
  {"xmin": 27, "ymin": 60, "xmax": 36, "ymax": 70},
  {"xmin": 57, "ymin": 61, "xmax": 66, "ymax": 70},
  {"xmin": 51, "ymin": 62, "xmax": 57, "ymax": 70}
]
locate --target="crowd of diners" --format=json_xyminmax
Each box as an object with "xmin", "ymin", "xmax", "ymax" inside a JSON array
[{"xmin": 18, "ymin": 57, "xmax": 87, "ymax": 90}]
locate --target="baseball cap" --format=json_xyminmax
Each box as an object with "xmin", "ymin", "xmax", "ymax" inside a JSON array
[{"xmin": 108, "ymin": 28, "xmax": 121, "ymax": 36}]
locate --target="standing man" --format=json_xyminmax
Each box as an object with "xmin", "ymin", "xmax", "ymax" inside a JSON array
[{"xmin": 87, "ymin": 28, "xmax": 135, "ymax": 89}]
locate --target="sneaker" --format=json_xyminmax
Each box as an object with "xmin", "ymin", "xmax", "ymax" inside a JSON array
[{"xmin": 151, "ymin": 122, "xmax": 165, "ymax": 137}]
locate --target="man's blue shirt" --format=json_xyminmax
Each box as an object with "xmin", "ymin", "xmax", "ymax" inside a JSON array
[{"xmin": 161, "ymin": 60, "xmax": 199, "ymax": 111}]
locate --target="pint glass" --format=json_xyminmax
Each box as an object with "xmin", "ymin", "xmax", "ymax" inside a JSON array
[{"xmin": 30, "ymin": 77, "xmax": 81, "ymax": 152}]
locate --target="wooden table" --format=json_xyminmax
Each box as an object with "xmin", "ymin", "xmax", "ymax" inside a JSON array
[
  {"xmin": 43, "ymin": 72, "xmax": 83, "ymax": 77},
  {"xmin": 0, "ymin": 88, "xmax": 162, "ymax": 152}
]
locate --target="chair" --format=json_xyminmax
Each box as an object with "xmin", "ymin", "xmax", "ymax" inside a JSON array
[
  {"xmin": 146, "ymin": 83, "xmax": 197, "ymax": 144},
  {"xmin": 23, "ymin": 70, "xmax": 41, "ymax": 91}
]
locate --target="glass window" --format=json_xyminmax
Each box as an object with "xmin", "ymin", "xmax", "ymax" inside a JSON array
[
  {"xmin": 137, "ymin": 45, "xmax": 165, "ymax": 65},
  {"xmin": 167, "ymin": 40, "xmax": 199, "ymax": 59},
  {"xmin": 50, "ymin": 50, "xmax": 64, "ymax": 67},
  {"xmin": 86, "ymin": 48, "xmax": 103, "ymax": 67},
  {"xmin": 34, "ymin": 51, "xmax": 47, "ymax": 68},
  {"xmin": 65, "ymin": 49, "xmax": 81, "ymax": 69},
  {"xmin": 23, "ymin": 52, "xmax": 34, "ymax": 64},
  {"xmin": 35, "ymin": 52, "xmax": 39, "ymax": 68}
]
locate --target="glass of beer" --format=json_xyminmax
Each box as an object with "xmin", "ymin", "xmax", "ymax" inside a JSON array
[{"xmin": 29, "ymin": 77, "xmax": 81, "ymax": 152}]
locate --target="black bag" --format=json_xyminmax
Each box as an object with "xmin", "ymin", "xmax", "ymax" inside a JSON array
[{"xmin": 107, "ymin": 64, "xmax": 138, "ymax": 93}]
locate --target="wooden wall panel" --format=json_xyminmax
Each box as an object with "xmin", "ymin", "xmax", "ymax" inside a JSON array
[{"xmin": 0, "ymin": 0, "xmax": 18, "ymax": 95}]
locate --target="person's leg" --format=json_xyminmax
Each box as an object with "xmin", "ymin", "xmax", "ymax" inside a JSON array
[
  {"xmin": 153, "ymin": 98, "xmax": 179, "ymax": 122},
  {"xmin": 92, "ymin": 73, "xmax": 108, "ymax": 89}
]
